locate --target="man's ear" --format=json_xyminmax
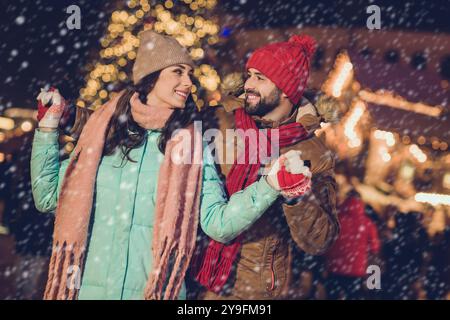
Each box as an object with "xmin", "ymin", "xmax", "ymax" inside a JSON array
[{"xmin": 281, "ymin": 92, "xmax": 290, "ymax": 101}]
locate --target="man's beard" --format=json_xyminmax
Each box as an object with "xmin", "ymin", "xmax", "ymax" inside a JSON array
[{"xmin": 244, "ymin": 87, "xmax": 282, "ymax": 117}]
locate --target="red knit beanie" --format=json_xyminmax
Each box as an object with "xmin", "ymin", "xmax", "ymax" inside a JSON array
[{"xmin": 246, "ymin": 34, "xmax": 316, "ymax": 106}]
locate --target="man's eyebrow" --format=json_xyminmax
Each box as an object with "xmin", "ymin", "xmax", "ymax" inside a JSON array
[{"xmin": 248, "ymin": 71, "xmax": 265, "ymax": 77}]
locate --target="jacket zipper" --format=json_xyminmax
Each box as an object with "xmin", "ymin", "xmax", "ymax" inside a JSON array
[{"xmin": 267, "ymin": 247, "xmax": 276, "ymax": 291}]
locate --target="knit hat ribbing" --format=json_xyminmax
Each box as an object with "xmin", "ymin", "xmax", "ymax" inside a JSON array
[
  {"xmin": 246, "ymin": 34, "xmax": 317, "ymax": 105},
  {"xmin": 132, "ymin": 30, "xmax": 195, "ymax": 85}
]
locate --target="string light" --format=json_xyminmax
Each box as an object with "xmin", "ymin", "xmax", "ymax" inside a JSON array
[
  {"xmin": 344, "ymin": 101, "xmax": 365, "ymax": 148},
  {"xmin": 374, "ymin": 129, "xmax": 396, "ymax": 147},
  {"xmin": 20, "ymin": 121, "xmax": 33, "ymax": 132},
  {"xmin": 323, "ymin": 52, "xmax": 353, "ymax": 98},
  {"xmin": 359, "ymin": 89, "xmax": 442, "ymax": 117},
  {"xmin": 409, "ymin": 144, "xmax": 427, "ymax": 163},
  {"xmin": 415, "ymin": 192, "xmax": 450, "ymax": 206},
  {"xmin": 3, "ymin": 108, "xmax": 37, "ymax": 119},
  {"xmin": 379, "ymin": 146, "xmax": 391, "ymax": 162},
  {"xmin": 0, "ymin": 117, "xmax": 15, "ymax": 130}
]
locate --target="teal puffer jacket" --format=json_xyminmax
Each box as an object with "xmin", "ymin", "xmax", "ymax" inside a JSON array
[{"xmin": 31, "ymin": 129, "xmax": 279, "ymax": 300}]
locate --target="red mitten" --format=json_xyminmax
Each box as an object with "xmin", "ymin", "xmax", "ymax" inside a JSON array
[
  {"xmin": 37, "ymin": 87, "xmax": 56, "ymax": 121},
  {"xmin": 36, "ymin": 87, "xmax": 69, "ymax": 128},
  {"xmin": 277, "ymin": 164, "xmax": 311, "ymax": 198},
  {"xmin": 266, "ymin": 150, "xmax": 312, "ymax": 198}
]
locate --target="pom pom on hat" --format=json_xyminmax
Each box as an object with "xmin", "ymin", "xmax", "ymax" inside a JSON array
[{"xmin": 288, "ymin": 34, "xmax": 317, "ymax": 57}]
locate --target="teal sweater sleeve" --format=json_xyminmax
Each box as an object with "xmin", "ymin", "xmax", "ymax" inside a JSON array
[
  {"xmin": 200, "ymin": 144, "xmax": 280, "ymax": 244},
  {"xmin": 30, "ymin": 129, "xmax": 70, "ymax": 213}
]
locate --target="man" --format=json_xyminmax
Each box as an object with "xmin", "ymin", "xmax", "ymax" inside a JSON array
[{"xmin": 193, "ymin": 34, "xmax": 340, "ymax": 299}]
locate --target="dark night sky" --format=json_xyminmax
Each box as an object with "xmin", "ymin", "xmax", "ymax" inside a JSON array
[
  {"xmin": 224, "ymin": 0, "xmax": 450, "ymax": 32},
  {"xmin": 0, "ymin": 0, "xmax": 449, "ymax": 112},
  {"xmin": 0, "ymin": 0, "xmax": 113, "ymax": 110}
]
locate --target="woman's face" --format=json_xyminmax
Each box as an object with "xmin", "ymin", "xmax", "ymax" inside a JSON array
[{"xmin": 146, "ymin": 64, "xmax": 194, "ymax": 109}]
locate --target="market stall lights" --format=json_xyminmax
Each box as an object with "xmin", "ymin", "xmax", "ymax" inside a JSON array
[
  {"xmin": 332, "ymin": 61, "xmax": 353, "ymax": 98},
  {"xmin": 3, "ymin": 108, "xmax": 37, "ymax": 119},
  {"xmin": 374, "ymin": 129, "xmax": 396, "ymax": 147},
  {"xmin": 20, "ymin": 121, "xmax": 33, "ymax": 132},
  {"xmin": 443, "ymin": 173, "xmax": 450, "ymax": 189},
  {"xmin": 415, "ymin": 192, "xmax": 450, "ymax": 206},
  {"xmin": 359, "ymin": 90, "xmax": 442, "ymax": 117},
  {"xmin": 344, "ymin": 101, "xmax": 365, "ymax": 148},
  {"xmin": 409, "ymin": 144, "xmax": 427, "ymax": 163},
  {"xmin": 0, "ymin": 117, "xmax": 15, "ymax": 130}
]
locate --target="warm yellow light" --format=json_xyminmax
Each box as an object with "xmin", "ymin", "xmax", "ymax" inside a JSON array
[
  {"xmin": 127, "ymin": 15, "xmax": 138, "ymax": 25},
  {"xmin": 118, "ymin": 58, "xmax": 127, "ymax": 67},
  {"xmin": 118, "ymin": 72, "xmax": 127, "ymax": 81},
  {"xmin": 186, "ymin": 17, "xmax": 195, "ymax": 25},
  {"xmin": 359, "ymin": 90, "xmax": 442, "ymax": 117},
  {"xmin": 443, "ymin": 173, "xmax": 450, "ymax": 189},
  {"xmin": 127, "ymin": 51, "xmax": 136, "ymax": 60},
  {"xmin": 65, "ymin": 142, "xmax": 75, "ymax": 153},
  {"xmin": 195, "ymin": 18, "xmax": 204, "ymax": 28},
  {"xmin": 166, "ymin": 20, "xmax": 179, "ymax": 34},
  {"xmin": 3, "ymin": 108, "xmax": 37, "ymax": 119},
  {"xmin": 165, "ymin": 0, "xmax": 174, "ymax": 8},
  {"xmin": 136, "ymin": 9, "xmax": 144, "ymax": 18},
  {"xmin": 142, "ymin": 4, "xmax": 151, "ymax": 12},
  {"xmin": 374, "ymin": 129, "xmax": 395, "ymax": 147},
  {"xmin": 415, "ymin": 192, "xmax": 450, "ymax": 206},
  {"xmin": 112, "ymin": 11, "xmax": 120, "ymax": 23},
  {"xmin": 409, "ymin": 144, "xmax": 427, "ymax": 163},
  {"xmin": 332, "ymin": 62, "xmax": 353, "ymax": 97},
  {"xmin": 119, "ymin": 11, "xmax": 128, "ymax": 22},
  {"xmin": 344, "ymin": 101, "xmax": 365, "ymax": 148},
  {"xmin": 20, "ymin": 121, "xmax": 33, "ymax": 132},
  {"xmin": 158, "ymin": 10, "xmax": 171, "ymax": 22},
  {"xmin": 0, "ymin": 117, "xmax": 15, "ymax": 130},
  {"xmin": 102, "ymin": 74, "xmax": 111, "ymax": 82},
  {"xmin": 99, "ymin": 90, "xmax": 108, "ymax": 99}
]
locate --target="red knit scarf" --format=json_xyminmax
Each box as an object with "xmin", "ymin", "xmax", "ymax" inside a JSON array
[{"xmin": 193, "ymin": 108, "xmax": 308, "ymax": 293}]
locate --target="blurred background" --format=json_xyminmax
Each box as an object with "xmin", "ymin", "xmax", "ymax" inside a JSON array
[{"xmin": 0, "ymin": 0, "xmax": 449, "ymax": 299}]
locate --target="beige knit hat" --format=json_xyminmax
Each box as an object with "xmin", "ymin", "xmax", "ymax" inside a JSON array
[{"xmin": 132, "ymin": 30, "xmax": 195, "ymax": 85}]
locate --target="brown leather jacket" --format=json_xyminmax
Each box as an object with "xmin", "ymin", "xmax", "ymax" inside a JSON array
[{"xmin": 200, "ymin": 100, "xmax": 340, "ymax": 300}]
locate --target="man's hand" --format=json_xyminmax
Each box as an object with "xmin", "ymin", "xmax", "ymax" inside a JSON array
[{"xmin": 266, "ymin": 150, "xmax": 312, "ymax": 198}]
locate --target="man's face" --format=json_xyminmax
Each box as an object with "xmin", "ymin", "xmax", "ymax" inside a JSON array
[{"xmin": 244, "ymin": 68, "xmax": 282, "ymax": 117}]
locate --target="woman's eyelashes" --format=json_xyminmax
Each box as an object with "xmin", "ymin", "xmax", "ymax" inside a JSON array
[{"xmin": 173, "ymin": 69, "xmax": 194, "ymax": 80}]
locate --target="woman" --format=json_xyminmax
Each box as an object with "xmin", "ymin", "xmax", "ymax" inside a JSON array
[{"xmin": 31, "ymin": 30, "xmax": 286, "ymax": 300}]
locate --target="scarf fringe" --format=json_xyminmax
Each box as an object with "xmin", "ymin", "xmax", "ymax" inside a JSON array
[{"xmin": 44, "ymin": 241, "xmax": 85, "ymax": 300}]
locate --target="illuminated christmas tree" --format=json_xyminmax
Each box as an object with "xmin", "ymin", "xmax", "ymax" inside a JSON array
[{"xmin": 77, "ymin": 0, "xmax": 221, "ymax": 111}]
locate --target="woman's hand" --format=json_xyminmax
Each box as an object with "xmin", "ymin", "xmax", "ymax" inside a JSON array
[
  {"xmin": 266, "ymin": 150, "xmax": 312, "ymax": 198},
  {"xmin": 36, "ymin": 87, "xmax": 68, "ymax": 130}
]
